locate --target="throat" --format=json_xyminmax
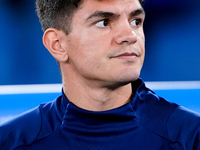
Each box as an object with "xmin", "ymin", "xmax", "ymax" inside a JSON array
[{"xmin": 65, "ymin": 83, "xmax": 133, "ymax": 112}]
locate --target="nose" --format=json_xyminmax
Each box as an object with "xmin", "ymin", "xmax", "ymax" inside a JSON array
[{"xmin": 115, "ymin": 22, "xmax": 137, "ymax": 45}]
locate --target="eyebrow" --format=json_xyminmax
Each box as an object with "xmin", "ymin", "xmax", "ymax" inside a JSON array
[
  {"xmin": 86, "ymin": 11, "xmax": 120, "ymax": 20},
  {"xmin": 130, "ymin": 8, "xmax": 145, "ymax": 17},
  {"xmin": 86, "ymin": 8, "xmax": 145, "ymax": 20}
]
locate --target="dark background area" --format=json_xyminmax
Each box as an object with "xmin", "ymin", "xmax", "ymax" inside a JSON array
[{"xmin": 0, "ymin": 0, "xmax": 199, "ymax": 85}]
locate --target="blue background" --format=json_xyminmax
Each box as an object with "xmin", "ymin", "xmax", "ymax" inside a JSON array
[
  {"xmin": 0, "ymin": 0, "xmax": 199, "ymax": 85},
  {"xmin": 0, "ymin": 88, "xmax": 200, "ymax": 124},
  {"xmin": 0, "ymin": 0, "xmax": 200, "ymax": 123}
]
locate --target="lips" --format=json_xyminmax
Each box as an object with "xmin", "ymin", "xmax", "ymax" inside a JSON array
[
  {"xmin": 116, "ymin": 52, "xmax": 138, "ymax": 57},
  {"xmin": 112, "ymin": 52, "xmax": 138, "ymax": 61},
  {"xmin": 107, "ymin": 46, "xmax": 142, "ymax": 62}
]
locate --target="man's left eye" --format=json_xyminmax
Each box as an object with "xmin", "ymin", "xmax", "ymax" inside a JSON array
[{"xmin": 130, "ymin": 19, "xmax": 141, "ymax": 27}]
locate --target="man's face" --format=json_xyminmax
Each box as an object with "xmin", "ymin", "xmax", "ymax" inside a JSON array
[{"xmin": 64, "ymin": 0, "xmax": 145, "ymax": 87}]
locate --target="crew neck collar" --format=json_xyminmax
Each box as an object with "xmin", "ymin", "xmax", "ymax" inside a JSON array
[{"xmin": 61, "ymin": 78, "xmax": 145, "ymax": 135}]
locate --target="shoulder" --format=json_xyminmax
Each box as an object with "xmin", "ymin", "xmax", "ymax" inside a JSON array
[
  {"xmin": 133, "ymin": 79, "xmax": 178, "ymax": 132},
  {"xmin": 135, "ymin": 88, "xmax": 178, "ymax": 138},
  {"xmin": 167, "ymin": 106, "xmax": 200, "ymax": 149},
  {"xmin": 168, "ymin": 105, "xmax": 200, "ymax": 127},
  {"xmin": 0, "ymin": 96, "xmax": 63, "ymax": 150},
  {"xmin": 133, "ymin": 79, "xmax": 200, "ymax": 149},
  {"xmin": 0, "ymin": 106, "xmax": 42, "ymax": 149}
]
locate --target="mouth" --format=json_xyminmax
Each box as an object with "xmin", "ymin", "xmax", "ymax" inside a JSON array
[
  {"xmin": 108, "ymin": 46, "xmax": 141, "ymax": 62},
  {"xmin": 111, "ymin": 52, "xmax": 139, "ymax": 61},
  {"xmin": 117, "ymin": 52, "xmax": 138, "ymax": 57}
]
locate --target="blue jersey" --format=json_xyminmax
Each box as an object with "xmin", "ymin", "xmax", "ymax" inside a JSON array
[{"xmin": 0, "ymin": 79, "xmax": 200, "ymax": 150}]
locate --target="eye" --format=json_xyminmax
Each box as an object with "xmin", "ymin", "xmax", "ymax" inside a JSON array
[
  {"xmin": 130, "ymin": 19, "xmax": 142, "ymax": 27},
  {"xmin": 95, "ymin": 19, "xmax": 109, "ymax": 28}
]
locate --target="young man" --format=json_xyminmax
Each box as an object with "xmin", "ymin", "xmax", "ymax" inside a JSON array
[{"xmin": 0, "ymin": 0, "xmax": 200, "ymax": 149}]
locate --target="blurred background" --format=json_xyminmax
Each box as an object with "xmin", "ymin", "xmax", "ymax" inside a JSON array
[{"xmin": 0, "ymin": 0, "xmax": 200, "ymax": 123}]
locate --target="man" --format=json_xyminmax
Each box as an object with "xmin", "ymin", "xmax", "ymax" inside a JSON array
[{"xmin": 0, "ymin": 0, "xmax": 200, "ymax": 149}]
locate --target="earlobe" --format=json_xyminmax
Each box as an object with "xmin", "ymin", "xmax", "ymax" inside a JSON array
[{"xmin": 43, "ymin": 28, "xmax": 68, "ymax": 62}]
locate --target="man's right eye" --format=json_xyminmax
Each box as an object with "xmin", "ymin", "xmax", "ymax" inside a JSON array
[{"xmin": 95, "ymin": 19, "xmax": 109, "ymax": 28}]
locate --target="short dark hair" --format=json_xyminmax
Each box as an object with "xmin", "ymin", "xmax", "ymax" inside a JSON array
[{"xmin": 36, "ymin": 0, "xmax": 145, "ymax": 34}]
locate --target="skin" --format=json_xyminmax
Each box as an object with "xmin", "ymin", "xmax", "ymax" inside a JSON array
[{"xmin": 43, "ymin": 0, "xmax": 145, "ymax": 111}]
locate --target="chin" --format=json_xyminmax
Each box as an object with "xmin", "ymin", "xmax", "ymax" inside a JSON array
[
  {"xmin": 118, "ymin": 64, "xmax": 142, "ymax": 81},
  {"xmin": 102, "ymin": 68, "xmax": 142, "ymax": 88},
  {"xmin": 122, "ymin": 69, "xmax": 140, "ymax": 81},
  {"xmin": 112, "ymin": 72, "xmax": 140, "ymax": 87}
]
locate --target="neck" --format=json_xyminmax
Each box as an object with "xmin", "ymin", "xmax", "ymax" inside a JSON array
[{"xmin": 62, "ymin": 77, "xmax": 133, "ymax": 112}]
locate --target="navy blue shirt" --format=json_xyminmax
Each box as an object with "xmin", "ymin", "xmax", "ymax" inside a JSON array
[{"xmin": 0, "ymin": 79, "xmax": 200, "ymax": 150}]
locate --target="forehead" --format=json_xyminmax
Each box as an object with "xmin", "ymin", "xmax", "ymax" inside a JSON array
[{"xmin": 78, "ymin": 0, "xmax": 142, "ymax": 14}]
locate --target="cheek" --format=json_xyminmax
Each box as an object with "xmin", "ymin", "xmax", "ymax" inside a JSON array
[
  {"xmin": 137, "ymin": 31, "xmax": 145, "ymax": 52},
  {"xmin": 69, "ymin": 37, "xmax": 103, "ymax": 69},
  {"xmin": 136, "ymin": 31, "xmax": 145, "ymax": 64},
  {"xmin": 77, "ymin": 34, "xmax": 109, "ymax": 59}
]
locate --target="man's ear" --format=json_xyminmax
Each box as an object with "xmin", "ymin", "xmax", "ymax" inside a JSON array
[{"xmin": 43, "ymin": 28, "xmax": 68, "ymax": 62}]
